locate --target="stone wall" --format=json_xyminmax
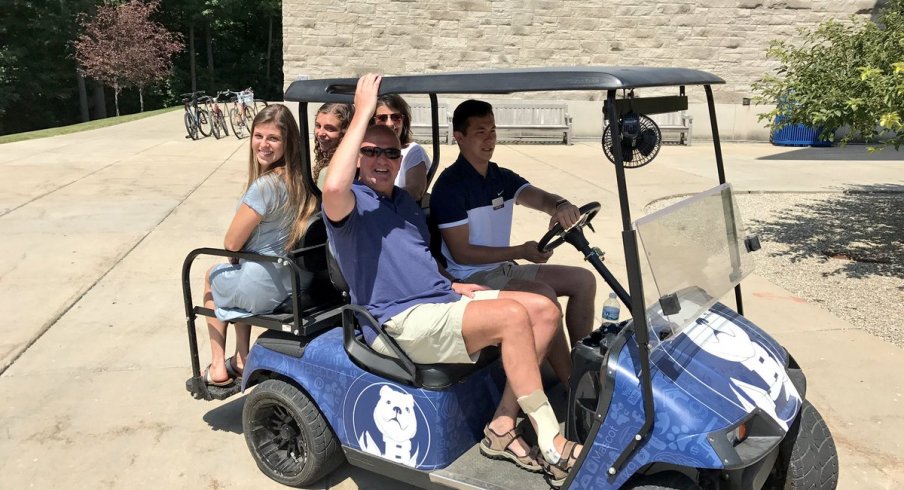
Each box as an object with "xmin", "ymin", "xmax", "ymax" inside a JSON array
[{"xmin": 282, "ymin": 0, "xmax": 880, "ymax": 140}]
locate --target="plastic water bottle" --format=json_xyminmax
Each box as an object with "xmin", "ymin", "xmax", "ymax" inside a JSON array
[{"xmin": 602, "ymin": 292, "xmax": 620, "ymax": 322}]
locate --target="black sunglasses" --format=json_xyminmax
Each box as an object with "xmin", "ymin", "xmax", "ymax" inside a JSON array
[
  {"xmin": 373, "ymin": 113, "xmax": 405, "ymax": 123},
  {"xmin": 359, "ymin": 146, "xmax": 402, "ymax": 159}
]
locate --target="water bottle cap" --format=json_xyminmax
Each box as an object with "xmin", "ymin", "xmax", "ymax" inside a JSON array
[{"xmin": 608, "ymin": 292, "xmax": 617, "ymax": 298}]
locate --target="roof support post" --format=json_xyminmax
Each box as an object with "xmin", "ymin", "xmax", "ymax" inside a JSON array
[{"xmin": 605, "ymin": 90, "xmax": 656, "ymax": 478}]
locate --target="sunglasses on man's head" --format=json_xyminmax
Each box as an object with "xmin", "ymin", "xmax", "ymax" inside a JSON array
[
  {"xmin": 359, "ymin": 146, "xmax": 402, "ymax": 159},
  {"xmin": 373, "ymin": 113, "xmax": 404, "ymax": 123}
]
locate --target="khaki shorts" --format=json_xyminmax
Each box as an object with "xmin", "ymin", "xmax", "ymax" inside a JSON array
[
  {"xmin": 371, "ymin": 289, "xmax": 500, "ymax": 364},
  {"xmin": 462, "ymin": 262, "xmax": 540, "ymax": 290}
]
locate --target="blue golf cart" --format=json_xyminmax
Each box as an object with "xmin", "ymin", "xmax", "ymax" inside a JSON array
[{"xmin": 182, "ymin": 66, "xmax": 838, "ymax": 489}]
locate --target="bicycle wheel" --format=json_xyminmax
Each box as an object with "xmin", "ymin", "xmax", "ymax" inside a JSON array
[
  {"xmin": 184, "ymin": 111, "xmax": 199, "ymax": 140},
  {"xmin": 230, "ymin": 107, "xmax": 247, "ymax": 139},
  {"xmin": 210, "ymin": 114, "xmax": 222, "ymax": 139},
  {"xmin": 254, "ymin": 99, "xmax": 268, "ymax": 115},
  {"xmin": 243, "ymin": 107, "xmax": 255, "ymax": 132},
  {"xmin": 197, "ymin": 109, "xmax": 213, "ymax": 137},
  {"xmin": 215, "ymin": 112, "xmax": 229, "ymax": 137}
]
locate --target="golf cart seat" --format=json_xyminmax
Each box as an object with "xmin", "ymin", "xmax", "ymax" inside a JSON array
[
  {"xmin": 326, "ymin": 246, "xmax": 500, "ymax": 390},
  {"xmin": 183, "ymin": 213, "xmax": 345, "ymax": 338}
]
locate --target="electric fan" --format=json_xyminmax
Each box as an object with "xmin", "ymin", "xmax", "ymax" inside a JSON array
[{"xmin": 602, "ymin": 112, "xmax": 662, "ymax": 168}]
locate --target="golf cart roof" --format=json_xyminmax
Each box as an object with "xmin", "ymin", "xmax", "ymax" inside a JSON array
[{"xmin": 284, "ymin": 66, "xmax": 725, "ymax": 103}]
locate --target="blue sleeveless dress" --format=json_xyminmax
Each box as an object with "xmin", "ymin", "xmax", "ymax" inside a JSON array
[{"xmin": 210, "ymin": 174, "xmax": 312, "ymax": 321}]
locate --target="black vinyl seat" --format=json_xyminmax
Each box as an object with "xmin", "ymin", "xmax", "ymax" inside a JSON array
[
  {"xmin": 184, "ymin": 213, "xmax": 346, "ymax": 338},
  {"xmin": 326, "ymin": 240, "xmax": 500, "ymax": 390}
]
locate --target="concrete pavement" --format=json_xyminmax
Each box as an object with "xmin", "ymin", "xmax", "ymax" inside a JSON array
[{"xmin": 0, "ymin": 108, "xmax": 901, "ymax": 488}]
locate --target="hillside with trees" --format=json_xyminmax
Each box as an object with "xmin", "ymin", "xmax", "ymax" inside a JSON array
[{"xmin": 0, "ymin": 0, "xmax": 283, "ymax": 136}]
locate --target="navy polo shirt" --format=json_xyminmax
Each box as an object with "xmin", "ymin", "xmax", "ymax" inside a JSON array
[
  {"xmin": 325, "ymin": 182, "xmax": 459, "ymax": 343},
  {"xmin": 431, "ymin": 155, "xmax": 531, "ymax": 279}
]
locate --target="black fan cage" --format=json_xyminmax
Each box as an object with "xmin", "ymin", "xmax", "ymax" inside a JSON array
[{"xmin": 602, "ymin": 114, "xmax": 662, "ymax": 168}]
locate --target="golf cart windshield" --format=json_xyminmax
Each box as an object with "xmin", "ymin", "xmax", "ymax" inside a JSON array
[{"xmin": 634, "ymin": 184, "xmax": 754, "ymax": 347}]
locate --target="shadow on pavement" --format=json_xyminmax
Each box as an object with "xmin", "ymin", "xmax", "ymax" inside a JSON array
[
  {"xmin": 757, "ymin": 146, "xmax": 903, "ymax": 161},
  {"xmin": 748, "ymin": 184, "xmax": 904, "ymax": 286},
  {"xmin": 203, "ymin": 395, "xmax": 245, "ymax": 434}
]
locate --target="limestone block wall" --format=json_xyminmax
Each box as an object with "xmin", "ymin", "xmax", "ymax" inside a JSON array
[{"xmin": 282, "ymin": 0, "xmax": 879, "ymax": 141}]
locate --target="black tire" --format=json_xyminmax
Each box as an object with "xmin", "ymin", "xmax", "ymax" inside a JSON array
[
  {"xmin": 183, "ymin": 111, "xmax": 198, "ymax": 140},
  {"xmin": 210, "ymin": 113, "xmax": 222, "ymax": 139},
  {"xmin": 624, "ymin": 471, "xmax": 702, "ymax": 489},
  {"xmin": 244, "ymin": 106, "xmax": 255, "ymax": 131},
  {"xmin": 197, "ymin": 108, "xmax": 213, "ymax": 137},
  {"xmin": 216, "ymin": 112, "xmax": 229, "ymax": 137},
  {"xmin": 230, "ymin": 107, "xmax": 247, "ymax": 139},
  {"xmin": 242, "ymin": 379, "xmax": 344, "ymax": 487},
  {"xmin": 254, "ymin": 99, "xmax": 268, "ymax": 115},
  {"xmin": 768, "ymin": 400, "xmax": 839, "ymax": 490}
]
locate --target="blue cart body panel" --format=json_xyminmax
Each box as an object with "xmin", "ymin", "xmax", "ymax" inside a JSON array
[
  {"xmin": 572, "ymin": 302, "xmax": 800, "ymax": 489},
  {"xmin": 243, "ymin": 302, "xmax": 799, "ymax": 484},
  {"xmin": 243, "ymin": 328, "xmax": 505, "ymax": 470}
]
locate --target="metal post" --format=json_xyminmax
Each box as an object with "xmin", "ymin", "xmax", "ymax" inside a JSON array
[
  {"xmin": 605, "ymin": 90, "xmax": 656, "ymax": 476},
  {"xmin": 704, "ymin": 86, "xmax": 744, "ymax": 315}
]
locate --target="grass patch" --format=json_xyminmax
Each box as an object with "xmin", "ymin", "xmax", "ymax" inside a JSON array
[{"xmin": 0, "ymin": 106, "xmax": 180, "ymax": 145}]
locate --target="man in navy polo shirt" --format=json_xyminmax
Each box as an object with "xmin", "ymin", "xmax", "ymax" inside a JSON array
[
  {"xmin": 431, "ymin": 99, "xmax": 598, "ymax": 385},
  {"xmin": 321, "ymin": 74, "xmax": 581, "ymax": 481}
]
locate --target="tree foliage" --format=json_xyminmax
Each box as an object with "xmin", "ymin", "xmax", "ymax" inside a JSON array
[
  {"xmin": 753, "ymin": 0, "xmax": 904, "ymax": 150},
  {"xmin": 0, "ymin": 0, "xmax": 96, "ymax": 134},
  {"xmin": 1, "ymin": 0, "xmax": 282, "ymax": 136},
  {"xmin": 74, "ymin": 0, "xmax": 184, "ymax": 115}
]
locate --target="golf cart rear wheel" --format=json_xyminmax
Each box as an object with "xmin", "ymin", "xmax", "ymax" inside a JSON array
[
  {"xmin": 768, "ymin": 400, "xmax": 839, "ymax": 489},
  {"xmin": 242, "ymin": 379, "xmax": 343, "ymax": 487}
]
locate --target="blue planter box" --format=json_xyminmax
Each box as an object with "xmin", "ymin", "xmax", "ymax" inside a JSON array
[{"xmin": 771, "ymin": 119, "xmax": 832, "ymax": 147}]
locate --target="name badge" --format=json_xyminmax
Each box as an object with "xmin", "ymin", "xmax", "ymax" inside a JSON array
[{"xmin": 491, "ymin": 196, "xmax": 504, "ymax": 210}]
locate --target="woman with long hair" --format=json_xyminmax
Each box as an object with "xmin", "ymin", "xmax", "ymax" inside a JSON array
[
  {"xmin": 373, "ymin": 94, "xmax": 432, "ymax": 201},
  {"xmin": 202, "ymin": 104, "xmax": 318, "ymax": 386},
  {"xmin": 312, "ymin": 102, "xmax": 354, "ymax": 187}
]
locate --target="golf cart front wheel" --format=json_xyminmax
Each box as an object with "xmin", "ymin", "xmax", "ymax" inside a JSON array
[
  {"xmin": 768, "ymin": 400, "xmax": 839, "ymax": 489},
  {"xmin": 242, "ymin": 379, "xmax": 344, "ymax": 487}
]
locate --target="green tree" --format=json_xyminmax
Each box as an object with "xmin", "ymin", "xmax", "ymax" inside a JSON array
[
  {"xmin": 74, "ymin": 0, "xmax": 183, "ymax": 116},
  {"xmin": 0, "ymin": 0, "xmax": 97, "ymax": 135},
  {"xmin": 159, "ymin": 0, "xmax": 283, "ymax": 101},
  {"xmin": 753, "ymin": 0, "xmax": 904, "ymax": 150}
]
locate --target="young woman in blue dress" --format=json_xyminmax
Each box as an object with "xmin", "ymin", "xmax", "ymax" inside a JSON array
[{"xmin": 202, "ymin": 104, "xmax": 318, "ymax": 386}]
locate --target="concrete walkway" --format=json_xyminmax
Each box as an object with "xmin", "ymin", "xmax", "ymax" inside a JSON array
[{"xmin": 0, "ymin": 108, "xmax": 901, "ymax": 489}]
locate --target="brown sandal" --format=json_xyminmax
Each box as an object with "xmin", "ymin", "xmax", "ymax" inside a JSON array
[
  {"xmin": 479, "ymin": 425, "xmax": 542, "ymax": 472},
  {"xmin": 541, "ymin": 440, "xmax": 580, "ymax": 488},
  {"xmin": 225, "ymin": 355, "xmax": 244, "ymax": 378}
]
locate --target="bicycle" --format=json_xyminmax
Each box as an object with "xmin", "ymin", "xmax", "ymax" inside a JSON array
[
  {"xmin": 226, "ymin": 89, "xmax": 255, "ymax": 139},
  {"xmin": 214, "ymin": 91, "xmax": 232, "ymax": 138},
  {"xmin": 253, "ymin": 97, "xmax": 268, "ymax": 116},
  {"xmin": 180, "ymin": 91, "xmax": 212, "ymax": 140},
  {"xmin": 200, "ymin": 94, "xmax": 228, "ymax": 139}
]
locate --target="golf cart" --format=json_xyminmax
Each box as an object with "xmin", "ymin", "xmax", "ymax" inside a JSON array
[{"xmin": 181, "ymin": 66, "xmax": 839, "ymax": 489}]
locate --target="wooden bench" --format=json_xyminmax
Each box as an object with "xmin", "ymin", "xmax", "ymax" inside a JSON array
[
  {"xmin": 647, "ymin": 111, "xmax": 693, "ymax": 145},
  {"xmin": 409, "ymin": 102, "xmax": 453, "ymax": 144},
  {"xmin": 492, "ymin": 102, "xmax": 573, "ymax": 145}
]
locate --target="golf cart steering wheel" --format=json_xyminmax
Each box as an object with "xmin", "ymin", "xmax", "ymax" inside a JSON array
[{"xmin": 537, "ymin": 202, "xmax": 601, "ymax": 253}]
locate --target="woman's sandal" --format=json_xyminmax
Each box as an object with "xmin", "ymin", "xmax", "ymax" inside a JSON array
[
  {"xmin": 225, "ymin": 356, "xmax": 244, "ymax": 379},
  {"xmin": 203, "ymin": 364, "xmax": 235, "ymax": 387},
  {"xmin": 479, "ymin": 425, "xmax": 542, "ymax": 473},
  {"xmin": 541, "ymin": 440, "xmax": 580, "ymax": 488}
]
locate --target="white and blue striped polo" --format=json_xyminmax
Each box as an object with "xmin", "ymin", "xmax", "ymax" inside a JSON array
[{"xmin": 431, "ymin": 155, "xmax": 531, "ymax": 280}]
